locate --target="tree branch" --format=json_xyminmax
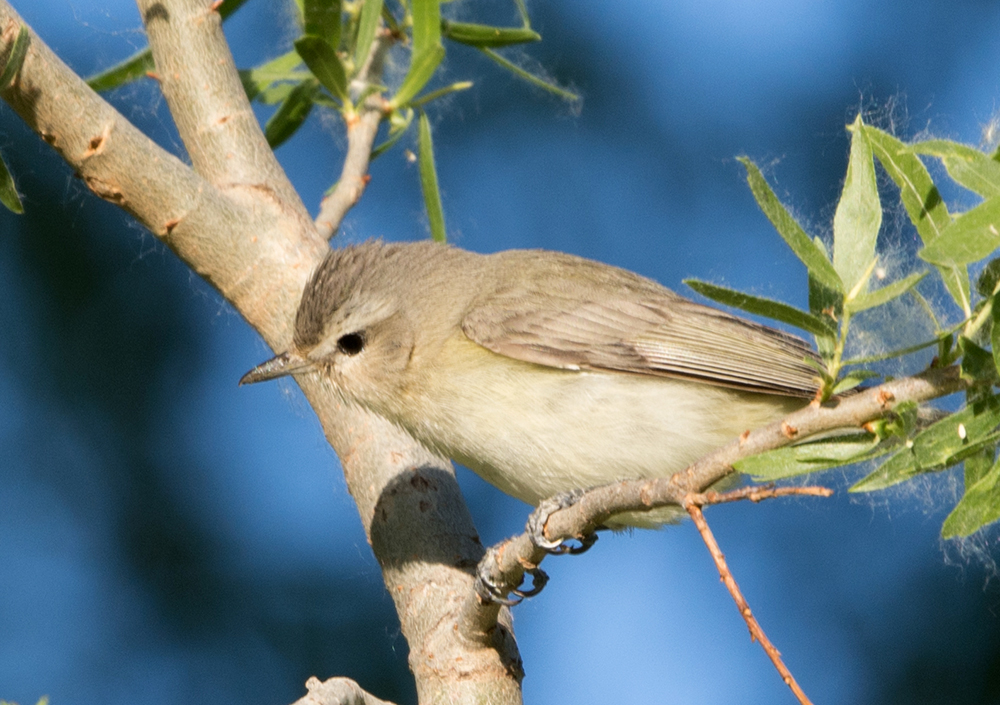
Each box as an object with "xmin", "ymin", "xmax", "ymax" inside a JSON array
[
  {"xmin": 137, "ymin": 0, "xmax": 310, "ymax": 222},
  {"xmin": 315, "ymin": 29, "xmax": 394, "ymax": 239},
  {"xmin": 463, "ymin": 365, "xmax": 967, "ymax": 636},
  {"xmin": 292, "ymin": 676, "xmax": 397, "ymax": 705}
]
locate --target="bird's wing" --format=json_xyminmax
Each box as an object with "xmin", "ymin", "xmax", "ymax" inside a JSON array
[{"xmin": 462, "ymin": 280, "xmax": 821, "ymax": 398}]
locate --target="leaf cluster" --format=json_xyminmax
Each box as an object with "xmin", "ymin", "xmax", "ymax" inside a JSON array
[
  {"xmin": 77, "ymin": 0, "xmax": 578, "ymax": 242},
  {"xmin": 703, "ymin": 116, "xmax": 1000, "ymax": 537}
]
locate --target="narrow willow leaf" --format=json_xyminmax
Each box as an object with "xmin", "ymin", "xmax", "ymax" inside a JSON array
[
  {"xmin": 942, "ymin": 455, "xmax": 1000, "ymax": 538},
  {"xmin": 389, "ymin": 0, "xmax": 444, "ymax": 108},
  {"xmin": 919, "ymin": 195, "xmax": 1000, "ymax": 266},
  {"xmin": 239, "ymin": 51, "xmax": 306, "ymax": 102},
  {"xmin": 959, "ymin": 336, "xmax": 997, "ymax": 384},
  {"xmin": 978, "ymin": 258, "xmax": 1000, "ymax": 298},
  {"xmin": 852, "ymin": 394, "xmax": 1000, "ymax": 492},
  {"xmin": 513, "ymin": 0, "xmax": 530, "ymax": 27},
  {"xmin": 371, "ymin": 108, "xmax": 414, "ymax": 159},
  {"xmin": 391, "ymin": 45, "xmax": 445, "ymax": 108},
  {"xmin": 304, "ymin": 0, "xmax": 342, "ymax": 47},
  {"xmin": 418, "ymin": 111, "xmax": 446, "ymax": 242},
  {"xmin": 295, "ymin": 36, "xmax": 349, "ymax": 104},
  {"xmin": 87, "ymin": 51, "xmax": 154, "ymax": 92},
  {"xmin": 833, "ymin": 115, "xmax": 882, "ymax": 293},
  {"xmin": 85, "ymin": 0, "xmax": 250, "ymax": 92},
  {"xmin": 683, "ymin": 279, "xmax": 834, "ymax": 336},
  {"xmin": 807, "ymin": 238, "xmax": 843, "ymax": 335},
  {"xmin": 964, "ymin": 443, "xmax": 996, "ymax": 487},
  {"xmin": 862, "ymin": 125, "xmax": 971, "ymax": 313},
  {"xmin": 831, "ymin": 369, "xmax": 880, "ymax": 395},
  {"xmin": 0, "ymin": 25, "xmax": 29, "ymax": 89},
  {"xmin": 409, "ymin": 80, "xmax": 472, "ymax": 108},
  {"xmin": 0, "ymin": 150, "xmax": 23, "ymax": 214},
  {"xmin": 256, "ymin": 82, "xmax": 297, "ymax": 105},
  {"xmin": 734, "ymin": 433, "xmax": 885, "ymax": 481},
  {"xmin": 846, "ymin": 271, "xmax": 927, "ymax": 313},
  {"xmin": 738, "ymin": 157, "xmax": 843, "ymax": 293},
  {"xmin": 912, "ymin": 139, "xmax": 1000, "ymax": 199},
  {"xmin": 264, "ymin": 78, "xmax": 319, "ymax": 148},
  {"xmin": 842, "ymin": 330, "xmax": 955, "ymax": 366},
  {"xmin": 850, "ymin": 445, "xmax": 918, "ymax": 492},
  {"xmin": 479, "ymin": 48, "xmax": 581, "ymax": 103},
  {"xmin": 993, "ymin": 291, "xmax": 1000, "ymax": 377},
  {"xmin": 354, "ymin": 0, "xmax": 384, "ymax": 70},
  {"xmin": 441, "ymin": 20, "xmax": 540, "ymax": 47}
]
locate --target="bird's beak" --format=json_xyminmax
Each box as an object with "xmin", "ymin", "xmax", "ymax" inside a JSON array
[{"xmin": 239, "ymin": 351, "xmax": 314, "ymax": 386}]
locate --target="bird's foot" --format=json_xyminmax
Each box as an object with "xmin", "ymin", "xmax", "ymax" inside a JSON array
[
  {"xmin": 474, "ymin": 544, "xmax": 549, "ymax": 606},
  {"xmin": 527, "ymin": 489, "xmax": 599, "ymax": 555}
]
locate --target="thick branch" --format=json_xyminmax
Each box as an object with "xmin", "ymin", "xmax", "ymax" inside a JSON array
[
  {"xmin": 462, "ymin": 365, "xmax": 967, "ymax": 635},
  {"xmin": 136, "ymin": 0, "xmax": 310, "ymax": 223}
]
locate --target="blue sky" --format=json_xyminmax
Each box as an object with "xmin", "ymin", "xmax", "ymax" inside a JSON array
[{"xmin": 3, "ymin": 1, "xmax": 1000, "ymax": 704}]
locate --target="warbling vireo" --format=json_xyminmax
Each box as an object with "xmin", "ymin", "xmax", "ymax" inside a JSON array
[{"xmin": 241, "ymin": 240, "xmax": 819, "ymax": 527}]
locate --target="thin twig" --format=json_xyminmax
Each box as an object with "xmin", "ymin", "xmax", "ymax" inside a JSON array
[
  {"xmin": 684, "ymin": 498, "xmax": 814, "ymax": 705},
  {"xmin": 687, "ymin": 484, "xmax": 833, "ymax": 507},
  {"xmin": 315, "ymin": 30, "xmax": 394, "ymax": 239}
]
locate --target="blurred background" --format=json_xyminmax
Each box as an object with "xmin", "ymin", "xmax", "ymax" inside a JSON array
[{"xmin": 3, "ymin": 0, "xmax": 1000, "ymax": 703}]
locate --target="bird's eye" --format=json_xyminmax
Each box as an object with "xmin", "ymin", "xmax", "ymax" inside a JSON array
[{"xmin": 336, "ymin": 332, "xmax": 366, "ymax": 356}]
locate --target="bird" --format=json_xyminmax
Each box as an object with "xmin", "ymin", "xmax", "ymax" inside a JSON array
[{"xmin": 241, "ymin": 239, "xmax": 820, "ymax": 528}]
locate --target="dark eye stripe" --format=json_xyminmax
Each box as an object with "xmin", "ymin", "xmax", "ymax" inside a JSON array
[{"xmin": 337, "ymin": 332, "xmax": 365, "ymax": 356}]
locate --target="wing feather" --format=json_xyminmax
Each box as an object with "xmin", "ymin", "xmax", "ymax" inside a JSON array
[{"xmin": 462, "ymin": 263, "xmax": 821, "ymax": 397}]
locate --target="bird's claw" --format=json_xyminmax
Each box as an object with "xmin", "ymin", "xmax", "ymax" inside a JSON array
[
  {"xmin": 474, "ymin": 545, "xmax": 549, "ymax": 606},
  {"xmin": 527, "ymin": 489, "xmax": 599, "ymax": 554}
]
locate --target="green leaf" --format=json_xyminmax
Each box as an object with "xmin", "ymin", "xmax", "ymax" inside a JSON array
[
  {"xmin": 964, "ymin": 443, "xmax": 996, "ymax": 487},
  {"xmin": 87, "ymin": 50, "xmax": 155, "ymax": 92},
  {"xmin": 919, "ymin": 195, "xmax": 1000, "ymax": 266},
  {"xmin": 959, "ymin": 335, "xmax": 997, "ymax": 384},
  {"xmin": 418, "ymin": 110, "xmax": 446, "ymax": 242},
  {"xmin": 371, "ymin": 107, "xmax": 414, "ymax": 159},
  {"xmin": 734, "ymin": 433, "xmax": 885, "ymax": 481},
  {"xmin": 0, "ymin": 25, "xmax": 29, "ymax": 89},
  {"xmin": 842, "ymin": 329, "xmax": 956, "ymax": 366},
  {"xmin": 862, "ymin": 125, "xmax": 971, "ymax": 314},
  {"xmin": 977, "ymin": 257, "xmax": 1000, "ymax": 298},
  {"xmin": 942, "ymin": 454, "xmax": 1000, "ymax": 538},
  {"xmin": 992, "ymin": 292, "xmax": 1000, "ymax": 377},
  {"xmin": 238, "ymin": 50, "xmax": 307, "ymax": 102},
  {"xmin": 264, "ymin": 78, "xmax": 319, "ymax": 148},
  {"xmin": 912, "ymin": 139, "xmax": 1000, "ymax": 199},
  {"xmin": 738, "ymin": 157, "xmax": 843, "ymax": 294},
  {"xmin": 864, "ymin": 126, "xmax": 950, "ymax": 242},
  {"xmin": 479, "ymin": 47, "xmax": 581, "ymax": 104},
  {"xmin": 304, "ymin": 0, "xmax": 342, "ymax": 47},
  {"xmin": 852, "ymin": 394, "xmax": 1000, "ymax": 492},
  {"xmin": 0, "ymin": 149, "xmax": 23, "ymax": 214},
  {"xmin": 354, "ymin": 0, "xmax": 384, "ymax": 69},
  {"xmin": 441, "ymin": 20, "xmax": 540, "ymax": 47},
  {"xmin": 408, "ymin": 80, "xmax": 472, "ymax": 108},
  {"xmin": 683, "ymin": 279, "xmax": 835, "ymax": 336},
  {"xmin": 513, "ymin": 0, "xmax": 531, "ymax": 27},
  {"xmin": 85, "ymin": 0, "xmax": 250, "ymax": 92},
  {"xmin": 833, "ymin": 115, "xmax": 882, "ymax": 294},
  {"xmin": 831, "ymin": 369, "xmax": 880, "ymax": 395},
  {"xmin": 295, "ymin": 36, "xmax": 349, "ymax": 104},
  {"xmin": 389, "ymin": 0, "xmax": 444, "ymax": 109},
  {"xmin": 846, "ymin": 271, "xmax": 927, "ymax": 313}
]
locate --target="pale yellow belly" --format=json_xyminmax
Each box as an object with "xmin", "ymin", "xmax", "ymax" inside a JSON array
[{"xmin": 385, "ymin": 339, "xmax": 803, "ymax": 528}]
